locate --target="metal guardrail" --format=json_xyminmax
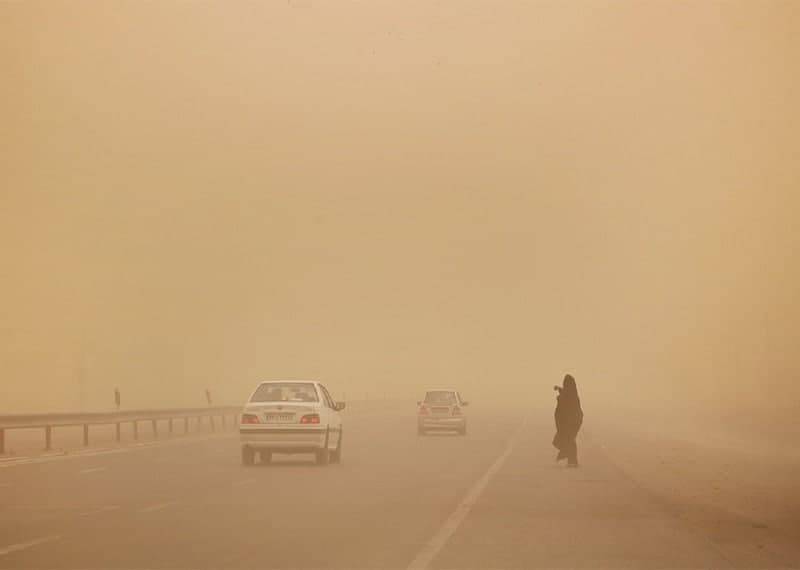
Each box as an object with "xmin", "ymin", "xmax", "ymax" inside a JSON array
[{"xmin": 0, "ymin": 406, "xmax": 241, "ymax": 454}]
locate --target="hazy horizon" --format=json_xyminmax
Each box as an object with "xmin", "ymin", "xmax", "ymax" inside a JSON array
[{"xmin": 3, "ymin": 1, "xmax": 798, "ymax": 414}]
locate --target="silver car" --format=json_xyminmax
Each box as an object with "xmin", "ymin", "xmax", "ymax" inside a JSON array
[
  {"xmin": 417, "ymin": 389, "xmax": 468, "ymax": 435},
  {"xmin": 240, "ymin": 380, "xmax": 345, "ymax": 466}
]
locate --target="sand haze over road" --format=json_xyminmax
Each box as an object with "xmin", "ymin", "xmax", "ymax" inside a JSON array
[{"xmin": 1, "ymin": 2, "xmax": 799, "ymax": 567}]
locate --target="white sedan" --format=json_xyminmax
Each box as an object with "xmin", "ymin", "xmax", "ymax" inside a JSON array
[{"xmin": 239, "ymin": 380, "xmax": 345, "ymax": 466}]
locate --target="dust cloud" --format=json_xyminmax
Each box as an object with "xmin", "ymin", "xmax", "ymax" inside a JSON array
[{"xmin": 2, "ymin": 1, "xmax": 798, "ymax": 424}]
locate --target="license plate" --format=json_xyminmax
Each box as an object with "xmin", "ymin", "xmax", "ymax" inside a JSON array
[{"xmin": 265, "ymin": 413, "xmax": 294, "ymax": 423}]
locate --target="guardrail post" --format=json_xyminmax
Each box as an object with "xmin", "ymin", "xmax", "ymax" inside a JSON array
[{"xmin": 0, "ymin": 408, "xmax": 238, "ymax": 454}]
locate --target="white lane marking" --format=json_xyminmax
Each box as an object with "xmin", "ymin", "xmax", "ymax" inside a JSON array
[
  {"xmin": 79, "ymin": 467, "xmax": 107, "ymax": 475},
  {"xmin": 138, "ymin": 501, "xmax": 176, "ymax": 513},
  {"xmin": 0, "ymin": 433, "xmax": 236, "ymax": 470},
  {"xmin": 0, "ymin": 535, "xmax": 61, "ymax": 557},
  {"xmin": 79, "ymin": 505, "xmax": 120, "ymax": 517},
  {"xmin": 232, "ymin": 478, "xmax": 256, "ymax": 487},
  {"xmin": 0, "ymin": 451, "xmax": 67, "ymax": 463},
  {"xmin": 407, "ymin": 420, "xmax": 525, "ymax": 570}
]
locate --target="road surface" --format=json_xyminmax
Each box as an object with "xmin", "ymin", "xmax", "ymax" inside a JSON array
[{"xmin": 1, "ymin": 402, "xmax": 798, "ymax": 568}]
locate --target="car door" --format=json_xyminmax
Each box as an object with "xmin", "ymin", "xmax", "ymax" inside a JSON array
[{"xmin": 318, "ymin": 383, "xmax": 342, "ymax": 448}]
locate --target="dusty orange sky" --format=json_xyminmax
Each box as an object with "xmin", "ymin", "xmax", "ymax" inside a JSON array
[{"xmin": 2, "ymin": 1, "xmax": 798, "ymax": 413}]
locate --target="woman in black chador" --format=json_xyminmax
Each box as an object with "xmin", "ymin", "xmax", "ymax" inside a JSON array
[{"xmin": 552, "ymin": 374, "xmax": 583, "ymax": 467}]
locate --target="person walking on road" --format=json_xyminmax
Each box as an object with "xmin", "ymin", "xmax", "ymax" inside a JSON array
[{"xmin": 552, "ymin": 374, "xmax": 583, "ymax": 467}]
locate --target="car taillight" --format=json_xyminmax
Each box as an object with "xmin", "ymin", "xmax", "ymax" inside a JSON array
[
  {"xmin": 452, "ymin": 406, "xmax": 462, "ymax": 416},
  {"xmin": 418, "ymin": 405, "xmax": 429, "ymax": 415},
  {"xmin": 241, "ymin": 413, "xmax": 260, "ymax": 424},
  {"xmin": 300, "ymin": 414, "xmax": 320, "ymax": 424}
]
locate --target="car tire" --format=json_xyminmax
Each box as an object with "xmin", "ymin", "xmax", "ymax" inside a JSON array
[
  {"xmin": 316, "ymin": 447, "xmax": 330, "ymax": 466},
  {"xmin": 260, "ymin": 450, "xmax": 272, "ymax": 465},
  {"xmin": 241, "ymin": 445, "xmax": 255, "ymax": 466},
  {"xmin": 330, "ymin": 431, "xmax": 342, "ymax": 464},
  {"xmin": 316, "ymin": 430, "xmax": 331, "ymax": 466}
]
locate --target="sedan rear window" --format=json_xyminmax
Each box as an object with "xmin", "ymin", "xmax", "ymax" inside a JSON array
[
  {"xmin": 251, "ymin": 382, "xmax": 319, "ymax": 403},
  {"xmin": 424, "ymin": 391, "xmax": 456, "ymax": 405}
]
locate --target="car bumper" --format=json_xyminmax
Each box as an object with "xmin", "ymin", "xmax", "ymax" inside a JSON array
[
  {"xmin": 419, "ymin": 417, "xmax": 466, "ymax": 429},
  {"xmin": 240, "ymin": 427, "xmax": 326, "ymax": 450}
]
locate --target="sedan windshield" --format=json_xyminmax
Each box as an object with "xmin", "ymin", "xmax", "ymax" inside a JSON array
[{"xmin": 251, "ymin": 382, "xmax": 319, "ymax": 403}]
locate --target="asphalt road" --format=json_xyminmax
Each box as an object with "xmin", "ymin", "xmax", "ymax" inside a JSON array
[{"xmin": 1, "ymin": 402, "xmax": 798, "ymax": 569}]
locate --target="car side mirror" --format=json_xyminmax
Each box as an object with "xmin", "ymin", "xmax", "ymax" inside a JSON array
[
  {"xmin": 417, "ymin": 401, "xmax": 422, "ymax": 406},
  {"xmin": 334, "ymin": 402, "xmax": 346, "ymax": 411}
]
